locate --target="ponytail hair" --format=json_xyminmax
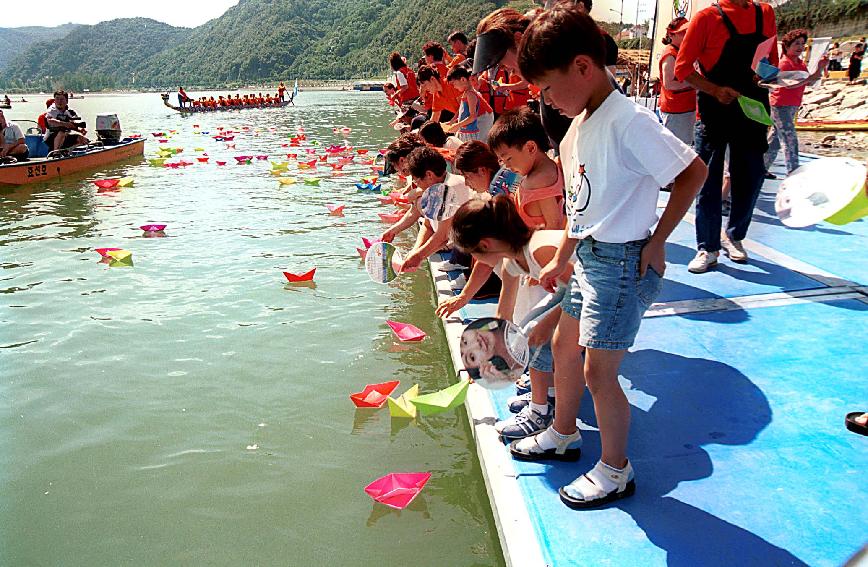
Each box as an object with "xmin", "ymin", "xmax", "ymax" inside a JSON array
[{"xmin": 451, "ymin": 195, "xmax": 532, "ymax": 253}]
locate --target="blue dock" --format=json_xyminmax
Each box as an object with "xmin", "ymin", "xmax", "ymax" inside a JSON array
[{"xmin": 431, "ymin": 155, "xmax": 867, "ymax": 567}]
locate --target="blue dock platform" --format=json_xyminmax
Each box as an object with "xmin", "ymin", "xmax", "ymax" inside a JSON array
[{"xmin": 431, "ymin": 155, "xmax": 867, "ymax": 567}]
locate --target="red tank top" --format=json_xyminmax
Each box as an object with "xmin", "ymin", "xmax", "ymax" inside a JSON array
[{"xmin": 659, "ymin": 45, "xmax": 696, "ymax": 114}]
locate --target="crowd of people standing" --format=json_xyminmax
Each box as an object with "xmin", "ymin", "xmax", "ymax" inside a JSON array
[{"xmin": 373, "ymin": 0, "xmax": 860, "ymax": 510}]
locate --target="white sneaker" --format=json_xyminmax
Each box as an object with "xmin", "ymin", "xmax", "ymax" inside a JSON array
[
  {"xmin": 721, "ymin": 233, "xmax": 748, "ymax": 263},
  {"xmin": 687, "ymin": 250, "xmax": 719, "ymax": 274},
  {"xmin": 438, "ymin": 261, "xmax": 467, "ymax": 272},
  {"xmin": 449, "ymin": 274, "xmax": 468, "ymax": 290}
]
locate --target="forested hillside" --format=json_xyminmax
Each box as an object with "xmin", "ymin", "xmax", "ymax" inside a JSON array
[
  {"xmin": 0, "ymin": 24, "xmax": 80, "ymax": 70},
  {"xmin": 0, "ymin": 0, "xmax": 529, "ymax": 89},
  {"xmin": 1, "ymin": 19, "xmax": 190, "ymax": 91}
]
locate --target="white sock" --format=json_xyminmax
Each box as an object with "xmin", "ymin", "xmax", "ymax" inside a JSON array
[
  {"xmin": 530, "ymin": 402, "xmax": 549, "ymax": 415},
  {"xmin": 536, "ymin": 426, "xmax": 573, "ymax": 450},
  {"xmin": 547, "ymin": 387, "xmax": 556, "ymax": 397}
]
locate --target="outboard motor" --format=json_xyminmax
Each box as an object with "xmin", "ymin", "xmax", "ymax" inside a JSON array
[{"xmin": 95, "ymin": 114, "xmax": 122, "ymax": 144}]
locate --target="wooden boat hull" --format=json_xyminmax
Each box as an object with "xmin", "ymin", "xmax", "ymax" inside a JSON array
[
  {"xmin": 0, "ymin": 139, "xmax": 145, "ymax": 186},
  {"xmin": 795, "ymin": 120, "xmax": 868, "ymax": 132}
]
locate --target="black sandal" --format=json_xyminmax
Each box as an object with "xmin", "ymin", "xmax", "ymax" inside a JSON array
[{"xmin": 845, "ymin": 412, "xmax": 868, "ymax": 436}]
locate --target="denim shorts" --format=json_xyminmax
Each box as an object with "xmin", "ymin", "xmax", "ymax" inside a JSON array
[{"xmin": 560, "ymin": 237, "xmax": 662, "ymax": 350}]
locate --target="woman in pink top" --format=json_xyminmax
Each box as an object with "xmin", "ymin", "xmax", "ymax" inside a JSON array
[{"xmin": 764, "ymin": 29, "xmax": 828, "ymax": 175}]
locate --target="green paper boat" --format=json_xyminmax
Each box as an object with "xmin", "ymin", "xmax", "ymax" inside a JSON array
[
  {"xmin": 410, "ymin": 379, "xmax": 470, "ymax": 415},
  {"xmin": 387, "ymin": 384, "xmax": 420, "ymax": 418},
  {"xmin": 737, "ymin": 96, "xmax": 773, "ymax": 126},
  {"xmin": 303, "ymin": 178, "xmax": 321, "ymax": 186}
]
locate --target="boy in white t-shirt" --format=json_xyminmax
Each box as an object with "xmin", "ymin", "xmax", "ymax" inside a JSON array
[
  {"xmin": 382, "ymin": 145, "xmax": 475, "ymax": 272},
  {"xmin": 509, "ymin": 6, "xmax": 708, "ymax": 509}
]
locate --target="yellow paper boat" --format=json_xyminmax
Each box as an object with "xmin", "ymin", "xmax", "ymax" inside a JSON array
[
  {"xmin": 271, "ymin": 161, "xmax": 289, "ymax": 170},
  {"xmin": 106, "ymin": 249, "xmax": 132, "ymax": 261},
  {"xmin": 194, "ymin": 147, "xmax": 205, "ymax": 152},
  {"xmin": 117, "ymin": 177, "xmax": 134, "ymax": 187},
  {"xmin": 277, "ymin": 177, "xmax": 298, "ymax": 185},
  {"xmin": 387, "ymin": 384, "xmax": 419, "ymax": 418}
]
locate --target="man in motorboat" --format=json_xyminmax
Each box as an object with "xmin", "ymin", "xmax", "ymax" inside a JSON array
[
  {"xmin": 0, "ymin": 109, "xmax": 29, "ymax": 163},
  {"xmin": 44, "ymin": 90, "xmax": 90, "ymax": 151}
]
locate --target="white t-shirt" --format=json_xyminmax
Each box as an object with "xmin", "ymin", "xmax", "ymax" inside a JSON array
[
  {"xmin": 559, "ymin": 91, "xmax": 696, "ymax": 243},
  {"xmin": 423, "ymin": 172, "xmax": 472, "ymax": 234},
  {"xmin": 444, "ymin": 136, "xmax": 463, "ymax": 150},
  {"xmin": 394, "ymin": 69, "xmax": 408, "ymax": 88},
  {"xmin": 2, "ymin": 123, "xmax": 24, "ymax": 145}
]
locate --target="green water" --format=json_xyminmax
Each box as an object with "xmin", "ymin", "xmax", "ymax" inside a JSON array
[{"xmin": 0, "ymin": 92, "xmax": 504, "ymax": 566}]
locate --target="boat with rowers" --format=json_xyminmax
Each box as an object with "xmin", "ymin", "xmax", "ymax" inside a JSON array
[
  {"xmin": 161, "ymin": 80, "xmax": 298, "ymax": 114},
  {"xmin": 0, "ymin": 113, "xmax": 144, "ymax": 186}
]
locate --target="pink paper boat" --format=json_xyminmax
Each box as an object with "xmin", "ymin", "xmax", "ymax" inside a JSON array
[
  {"xmin": 93, "ymin": 179, "xmax": 121, "ymax": 189},
  {"xmin": 378, "ymin": 212, "xmax": 403, "ymax": 223},
  {"xmin": 326, "ymin": 204, "xmax": 345, "ymax": 215},
  {"xmin": 256, "ymin": 155, "xmax": 269, "ymax": 160},
  {"xmin": 234, "ymin": 155, "xmax": 253, "ymax": 162},
  {"xmin": 361, "ymin": 237, "xmax": 381, "ymax": 248},
  {"xmin": 386, "ymin": 320, "xmax": 427, "ymax": 342},
  {"xmin": 356, "ymin": 247, "xmax": 369, "ymax": 259},
  {"xmin": 140, "ymin": 224, "xmax": 167, "ymax": 232},
  {"xmin": 283, "ymin": 268, "xmax": 316, "ymax": 282},
  {"xmin": 364, "ymin": 472, "xmax": 431, "ymax": 510},
  {"xmin": 350, "ymin": 380, "xmax": 400, "ymax": 408},
  {"xmin": 95, "ymin": 247, "xmax": 122, "ymax": 258},
  {"xmin": 377, "ymin": 195, "xmax": 394, "ymax": 205},
  {"xmin": 216, "ymin": 161, "xmax": 227, "ymax": 166}
]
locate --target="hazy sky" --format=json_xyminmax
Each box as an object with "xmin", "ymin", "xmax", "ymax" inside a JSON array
[{"xmin": 5, "ymin": 0, "xmax": 650, "ymax": 29}]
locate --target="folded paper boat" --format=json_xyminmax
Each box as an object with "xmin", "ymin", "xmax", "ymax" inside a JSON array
[
  {"xmin": 409, "ymin": 379, "xmax": 470, "ymax": 415},
  {"xmin": 386, "ymin": 320, "xmax": 427, "ymax": 342},
  {"xmin": 140, "ymin": 224, "xmax": 166, "ymax": 232},
  {"xmin": 379, "ymin": 212, "xmax": 403, "ymax": 223},
  {"xmin": 117, "ymin": 177, "xmax": 134, "ymax": 187},
  {"xmin": 364, "ymin": 472, "xmax": 431, "ymax": 510},
  {"xmin": 93, "ymin": 179, "xmax": 121, "ymax": 189},
  {"xmin": 326, "ymin": 204, "xmax": 345, "ymax": 215},
  {"xmin": 387, "ymin": 384, "xmax": 420, "ymax": 418},
  {"xmin": 283, "ymin": 268, "xmax": 316, "ymax": 282},
  {"xmin": 350, "ymin": 380, "xmax": 400, "ymax": 408},
  {"xmin": 95, "ymin": 247, "xmax": 122, "ymax": 258},
  {"xmin": 277, "ymin": 177, "xmax": 298, "ymax": 185},
  {"xmin": 106, "ymin": 249, "xmax": 133, "ymax": 262}
]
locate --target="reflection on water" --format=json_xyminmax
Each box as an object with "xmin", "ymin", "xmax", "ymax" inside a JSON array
[{"xmin": 0, "ymin": 92, "xmax": 503, "ymax": 566}]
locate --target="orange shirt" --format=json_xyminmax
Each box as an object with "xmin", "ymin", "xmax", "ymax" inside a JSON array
[
  {"xmin": 434, "ymin": 61, "xmax": 449, "ymax": 80},
  {"xmin": 431, "ymin": 78, "xmax": 461, "ymax": 114},
  {"xmin": 659, "ymin": 45, "xmax": 696, "ymax": 114},
  {"xmin": 448, "ymin": 53, "xmax": 466, "ymax": 70},
  {"xmin": 675, "ymin": 0, "xmax": 778, "ymax": 82}
]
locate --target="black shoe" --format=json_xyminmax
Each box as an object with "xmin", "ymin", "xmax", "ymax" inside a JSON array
[{"xmin": 764, "ymin": 172, "xmax": 778, "ymax": 180}]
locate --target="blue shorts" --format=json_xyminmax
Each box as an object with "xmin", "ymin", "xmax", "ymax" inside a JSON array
[{"xmin": 560, "ymin": 237, "xmax": 662, "ymax": 350}]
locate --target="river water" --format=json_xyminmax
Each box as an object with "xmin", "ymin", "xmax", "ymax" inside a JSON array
[{"xmin": 0, "ymin": 91, "xmax": 504, "ymax": 566}]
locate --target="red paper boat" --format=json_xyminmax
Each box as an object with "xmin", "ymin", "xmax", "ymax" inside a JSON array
[
  {"xmin": 356, "ymin": 247, "xmax": 368, "ymax": 259},
  {"xmin": 151, "ymin": 132, "xmax": 165, "ymax": 137},
  {"xmin": 94, "ymin": 247, "xmax": 122, "ymax": 258},
  {"xmin": 158, "ymin": 139, "xmax": 168, "ymax": 143},
  {"xmin": 283, "ymin": 268, "xmax": 316, "ymax": 282},
  {"xmin": 193, "ymin": 124, "xmax": 199, "ymax": 128},
  {"xmin": 256, "ymin": 155, "xmax": 269, "ymax": 160},
  {"xmin": 93, "ymin": 179, "xmax": 121, "ymax": 189},
  {"xmin": 178, "ymin": 160, "xmax": 193, "ymax": 167},
  {"xmin": 234, "ymin": 155, "xmax": 253, "ymax": 162},
  {"xmin": 197, "ymin": 157, "xmax": 209, "ymax": 163},
  {"xmin": 378, "ymin": 212, "xmax": 403, "ymax": 223},
  {"xmin": 319, "ymin": 155, "xmax": 328, "ymax": 162},
  {"xmin": 350, "ymin": 380, "xmax": 400, "ymax": 408},
  {"xmin": 326, "ymin": 204, "xmax": 345, "ymax": 215},
  {"xmin": 164, "ymin": 162, "xmax": 181, "ymax": 168},
  {"xmin": 386, "ymin": 320, "xmax": 427, "ymax": 342},
  {"xmin": 377, "ymin": 195, "xmax": 394, "ymax": 205},
  {"xmin": 364, "ymin": 472, "xmax": 431, "ymax": 510},
  {"xmin": 140, "ymin": 224, "xmax": 167, "ymax": 232},
  {"xmin": 302, "ymin": 159, "xmax": 317, "ymax": 167},
  {"xmin": 357, "ymin": 149, "xmax": 369, "ymax": 155},
  {"xmin": 223, "ymin": 136, "xmax": 235, "ymax": 141},
  {"xmin": 216, "ymin": 161, "xmax": 227, "ymax": 166},
  {"xmin": 287, "ymin": 153, "xmax": 297, "ymax": 159},
  {"xmin": 361, "ymin": 237, "xmax": 381, "ymax": 249}
]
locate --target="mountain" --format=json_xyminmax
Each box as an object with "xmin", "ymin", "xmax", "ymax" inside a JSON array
[
  {"xmin": 1, "ymin": 0, "xmax": 529, "ymax": 89},
  {"xmin": 1, "ymin": 18, "xmax": 191, "ymax": 91},
  {"xmin": 0, "ymin": 24, "xmax": 80, "ymax": 70}
]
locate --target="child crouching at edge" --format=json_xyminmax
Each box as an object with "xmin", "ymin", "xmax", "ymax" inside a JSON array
[
  {"xmin": 451, "ymin": 196, "xmax": 574, "ymax": 440},
  {"xmin": 510, "ymin": 6, "xmax": 707, "ymax": 509},
  {"xmin": 436, "ymin": 141, "xmax": 503, "ymax": 318},
  {"xmin": 381, "ymin": 146, "xmax": 480, "ymax": 273}
]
